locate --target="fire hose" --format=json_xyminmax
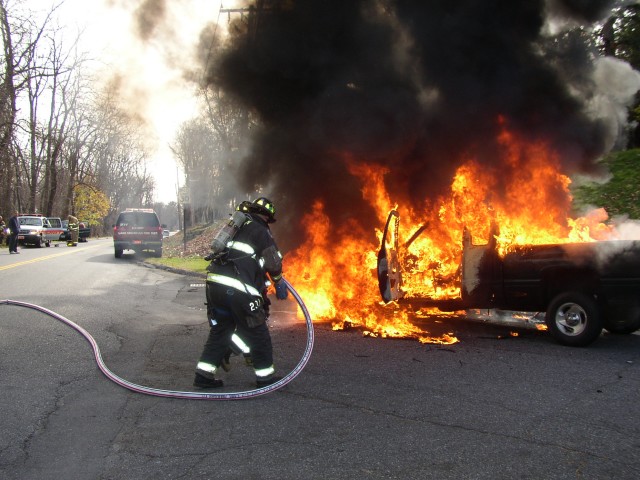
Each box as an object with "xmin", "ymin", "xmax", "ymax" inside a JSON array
[{"xmin": 0, "ymin": 278, "xmax": 313, "ymax": 400}]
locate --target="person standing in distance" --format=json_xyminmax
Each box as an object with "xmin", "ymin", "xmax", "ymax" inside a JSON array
[
  {"xmin": 0, "ymin": 215, "xmax": 6, "ymax": 246},
  {"xmin": 8, "ymin": 211, "xmax": 20, "ymax": 254},
  {"xmin": 194, "ymin": 197, "xmax": 289, "ymax": 389},
  {"xmin": 67, "ymin": 214, "xmax": 79, "ymax": 246}
]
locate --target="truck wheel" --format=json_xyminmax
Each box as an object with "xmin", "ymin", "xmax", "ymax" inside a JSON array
[
  {"xmin": 154, "ymin": 248, "xmax": 162, "ymax": 258},
  {"xmin": 36, "ymin": 236, "xmax": 43, "ymax": 248},
  {"xmin": 603, "ymin": 307, "xmax": 640, "ymax": 334},
  {"xmin": 545, "ymin": 292, "xmax": 603, "ymax": 347},
  {"xmin": 115, "ymin": 248, "xmax": 123, "ymax": 258}
]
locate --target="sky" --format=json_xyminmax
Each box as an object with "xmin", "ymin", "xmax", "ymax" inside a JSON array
[
  {"xmin": 28, "ymin": 0, "xmax": 232, "ymax": 203},
  {"xmin": 24, "ymin": 0, "xmax": 640, "ymax": 218}
]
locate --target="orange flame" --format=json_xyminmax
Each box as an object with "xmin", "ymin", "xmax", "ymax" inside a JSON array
[{"xmin": 284, "ymin": 123, "xmax": 618, "ymax": 344}]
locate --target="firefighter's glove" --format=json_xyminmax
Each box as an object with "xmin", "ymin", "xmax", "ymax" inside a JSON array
[{"xmin": 275, "ymin": 281, "xmax": 288, "ymax": 300}]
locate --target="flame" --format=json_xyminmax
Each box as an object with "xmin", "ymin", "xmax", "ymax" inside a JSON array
[{"xmin": 284, "ymin": 122, "xmax": 618, "ymax": 344}]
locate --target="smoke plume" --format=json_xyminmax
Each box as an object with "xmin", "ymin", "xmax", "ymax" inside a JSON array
[{"xmin": 202, "ymin": 0, "xmax": 637, "ymax": 251}]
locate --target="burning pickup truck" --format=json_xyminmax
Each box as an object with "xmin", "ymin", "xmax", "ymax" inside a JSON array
[{"xmin": 377, "ymin": 210, "xmax": 640, "ymax": 347}]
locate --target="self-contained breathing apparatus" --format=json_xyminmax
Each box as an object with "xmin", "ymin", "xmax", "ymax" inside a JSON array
[
  {"xmin": 204, "ymin": 198, "xmax": 277, "ymax": 266},
  {"xmin": 203, "ymin": 209, "xmax": 249, "ymax": 263},
  {"xmin": 203, "ymin": 198, "xmax": 282, "ymax": 302}
]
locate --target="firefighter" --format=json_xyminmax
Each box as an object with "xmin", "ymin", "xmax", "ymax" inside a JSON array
[
  {"xmin": 194, "ymin": 197, "xmax": 289, "ymax": 389},
  {"xmin": 67, "ymin": 214, "xmax": 79, "ymax": 246}
]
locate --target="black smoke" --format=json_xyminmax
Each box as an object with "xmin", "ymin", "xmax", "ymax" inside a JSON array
[{"xmin": 203, "ymin": 0, "xmax": 622, "ymax": 251}]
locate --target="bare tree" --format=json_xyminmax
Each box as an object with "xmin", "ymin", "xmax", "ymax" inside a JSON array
[
  {"xmin": 169, "ymin": 86, "xmax": 255, "ymax": 225},
  {"xmin": 60, "ymin": 79, "xmax": 99, "ymax": 217},
  {"xmin": 171, "ymin": 117, "xmax": 220, "ymax": 224},
  {"xmin": 0, "ymin": 0, "xmax": 56, "ymax": 214},
  {"xmin": 201, "ymin": 86, "xmax": 251, "ymax": 204},
  {"xmin": 13, "ymin": 10, "xmax": 87, "ymax": 216},
  {"xmin": 0, "ymin": 0, "xmax": 18, "ymax": 213},
  {"xmin": 40, "ymin": 32, "xmax": 85, "ymax": 216},
  {"xmin": 90, "ymin": 81, "xmax": 155, "ymax": 228}
]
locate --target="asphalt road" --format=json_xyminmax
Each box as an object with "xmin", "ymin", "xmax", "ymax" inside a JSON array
[{"xmin": 1, "ymin": 239, "xmax": 639, "ymax": 480}]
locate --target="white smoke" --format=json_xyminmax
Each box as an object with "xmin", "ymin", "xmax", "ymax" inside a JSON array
[
  {"xmin": 610, "ymin": 216, "xmax": 640, "ymax": 239},
  {"xmin": 593, "ymin": 217, "xmax": 640, "ymax": 267},
  {"xmin": 589, "ymin": 56, "xmax": 640, "ymax": 151}
]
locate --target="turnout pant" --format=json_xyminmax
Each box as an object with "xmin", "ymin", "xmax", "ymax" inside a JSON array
[{"xmin": 198, "ymin": 281, "xmax": 273, "ymax": 372}]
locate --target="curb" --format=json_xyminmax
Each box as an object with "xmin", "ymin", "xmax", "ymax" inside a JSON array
[{"xmin": 139, "ymin": 261, "xmax": 207, "ymax": 279}]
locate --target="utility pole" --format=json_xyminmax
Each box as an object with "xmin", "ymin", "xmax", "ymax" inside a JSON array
[
  {"xmin": 175, "ymin": 165, "xmax": 182, "ymax": 233},
  {"xmin": 221, "ymin": 0, "xmax": 284, "ymax": 40}
]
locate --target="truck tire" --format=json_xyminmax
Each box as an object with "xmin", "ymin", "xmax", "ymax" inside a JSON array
[
  {"xmin": 115, "ymin": 247, "xmax": 123, "ymax": 258},
  {"xmin": 603, "ymin": 306, "xmax": 640, "ymax": 334},
  {"xmin": 154, "ymin": 247, "xmax": 162, "ymax": 258},
  {"xmin": 545, "ymin": 292, "xmax": 603, "ymax": 347},
  {"xmin": 35, "ymin": 236, "xmax": 43, "ymax": 248}
]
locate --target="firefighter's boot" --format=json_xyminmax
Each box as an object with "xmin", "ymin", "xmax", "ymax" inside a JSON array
[{"xmin": 193, "ymin": 372, "xmax": 223, "ymax": 389}]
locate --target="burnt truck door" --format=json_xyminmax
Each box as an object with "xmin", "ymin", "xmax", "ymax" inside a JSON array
[
  {"xmin": 460, "ymin": 226, "xmax": 503, "ymax": 309},
  {"xmin": 377, "ymin": 211, "xmax": 502, "ymax": 308},
  {"xmin": 377, "ymin": 210, "xmax": 402, "ymax": 303}
]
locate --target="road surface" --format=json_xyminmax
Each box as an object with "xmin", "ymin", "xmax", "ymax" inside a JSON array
[{"xmin": 1, "ymin": 239, "xmax": 639, "ymax": 479}]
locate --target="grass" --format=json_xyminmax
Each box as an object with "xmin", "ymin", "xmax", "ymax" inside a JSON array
[
  {"xmin": 145, "ymin": 255, "xmax": 208, "ymax": 274},
  {"xmin": 145, "ymin": 224, "xmax": 215, "ymax": 274}
]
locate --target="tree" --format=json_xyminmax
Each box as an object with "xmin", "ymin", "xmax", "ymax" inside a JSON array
[
  {"xmin": 171, "ymin": 117, "xmax": 220, "ymax": 224},
  {"xmin": 39, "ymin": 33, "xmax": 85, "ymax": 216},
  {"xmin": 0, "ymin": 0, "xmax": 102, "ymax": 219},
  {"xmin": 169, "ymin": 84, "xmax": 257, "ymax": 227},
  {"xmin": 0, "ymin": 0, "xmax": 18, "ymax": 213},
  {"xmin": 19, "ymin": 20, "xmax": 81, "ymax": 215},
  {"xmin": 601, "ymin": 5, "xmax": 640, "ymax": 67},
  {"xmin": 89, "ymin": 79, "xmax": 155, "ymax": 230},
  {"xmin": 60, "ymin": 82, "xmax": 100, "ymax": 218},
  {"xmin": 572, "ymin": 149, "xmax": 640, "ymax": 219},
  {"xmin": 200, "ymin": 85, "xmax": 253, "ymax": 209},
  {"xmin": 597, "ymin": 6, "xmax": 640, "ymax": 147},
  {"xmin": 73, "ymin": 183, "xmax": 110, "ymax": 225},
  {"xmin": 0, "ymin": 0, "xmax": 55, "ymax": 214},
  {"xmin": 0, "ymin": 1, "xmax": 157, "ymax": 230}
]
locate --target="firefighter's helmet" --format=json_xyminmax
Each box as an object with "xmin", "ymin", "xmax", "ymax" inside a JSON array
[
  {"xmin": 237, "ymin": 197, "xmax": 277, "ymax": 223},
  {"xmin": 252, "ymin": 197, "xmax": 276, "ymax": 222},
  {"xmin": 236, "ymin": 200, "xmax": 253, "ymax": 213}
]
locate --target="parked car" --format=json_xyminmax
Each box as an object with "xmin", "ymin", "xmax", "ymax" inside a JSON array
[
  {"xmin": 17, "ymin": 215, "xmax": 65, "ymax": 247},
  {"xmin": 113, "ymin": 208, "xmax": 163, "ymax": 258},
  {"xmin": 163, "ymin": 229, "xmax": 170, "ymax": 238}
]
